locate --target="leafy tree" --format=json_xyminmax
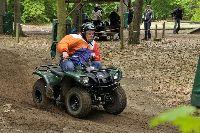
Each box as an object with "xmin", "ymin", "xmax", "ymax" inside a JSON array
[
  {"xmin": 5, "ymin": 0, "xmax": 199, "ymax": 24},
  {"xmin": 191, "ymin": 1, "xmax": 200, "ymax": 22},
  {"xmin": 43, "ymin": 0, "xmax": 56, "ymax": 21},
  {"xmin": 22, "ymin": 0, "xmax": 56, "ymax": 23},
  {"xmin": 151, "ymin": 0, "xmax": 174, "ymax": 20},
  {"xmin": 22, "ymin": 0, "xmax": 48, "ymax": 23}
]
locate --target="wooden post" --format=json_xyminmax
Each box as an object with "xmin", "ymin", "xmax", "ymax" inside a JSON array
[
  {"xmin": 162, "ymin": 22, "xmax": 165, "ymax": 38},
  {"xmin": 16, "ymin": 23, "xmax": 19, "ymax": 43},
  {"xmin": 154, "ymin": 24, "xmax": 161, "ymax": 41},
  {"xmin": 120, "ymin": 0, "xmax": 124, "ymax": 49},
  {"xmin": 154, "ymin": 24, "xmax": 157, "ymax": 39}
]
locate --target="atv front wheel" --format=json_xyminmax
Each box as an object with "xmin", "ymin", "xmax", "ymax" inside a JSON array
[
  {"xmin": 103, "ymin": 86, "xmax": 127, "ymax": 115},
  {"xmin": 65, "ymin": 87, "xmax": 91, "ymax": 118},
  {"xmin": 32, "ymin": 78, "xmax": 51, "ymax": 109}
]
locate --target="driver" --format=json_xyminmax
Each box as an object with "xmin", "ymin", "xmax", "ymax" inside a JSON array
[{"xmin": 57, "ymin": 22, "xmax": 102, "ymax": 71}]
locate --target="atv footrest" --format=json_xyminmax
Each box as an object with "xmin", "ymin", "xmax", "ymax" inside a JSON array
[{"xmin": 49, "ymin": 66, "xmax": 64, "ymax": 77}]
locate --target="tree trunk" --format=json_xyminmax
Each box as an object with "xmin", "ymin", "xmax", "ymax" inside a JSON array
[
  {"xmin": 128, "ymin": 0, "xmax": 132, "ymax": 9},
  {"xmin": 120, "ymin": 0, "xmax": 124, "ymax": 49},
  {"xmin": 14, "ymin": 0, "xmax": 23, "ymax": 36},
  {"xmin": 57, "ymin": 0, "xmax": 66, "ymax": 41},
  {"xmin": 0, "ymin": 0, "xmax": 6, "ymax": 34},
  {"xmin": 128, "ymin": 0, "xmax": 143, "ymax": 44}
]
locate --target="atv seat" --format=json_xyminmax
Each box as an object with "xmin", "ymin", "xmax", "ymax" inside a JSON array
[{"xmin": 49, "ymin": 66, "xmax": 64, "ymax": 77}]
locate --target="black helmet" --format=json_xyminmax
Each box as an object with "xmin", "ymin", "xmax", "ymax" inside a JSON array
[{"xmin": 81, "ymin": 22, "xmax": 95, "ymax": 32}]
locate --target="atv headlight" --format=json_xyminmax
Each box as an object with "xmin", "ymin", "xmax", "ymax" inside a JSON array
[
  {"xmin": 113, "ymin": 72, "xmax": 119, "ymax": 80},
  {"xmin": 81, "ymin": 76, "xmax": 89, "ymax": 84},
  {"xmin": 113, "ymin": 70, "xmax": 122, "ymax": 81}
]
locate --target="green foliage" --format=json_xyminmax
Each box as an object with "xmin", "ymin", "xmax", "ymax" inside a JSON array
[
  {"xmin": 151, "ymin": 0, "xmax": 174, "ymax": 19},
  {"xmin": 7, "ymin": 0, "xmax": 14, "ymax": 13},
  {"xmin": 22, "ymin": 0, "xmax": 56, "ymax": 23},
  {"xmin": 150, "ymin": 106, "xmax": 200, "ymax": 133},
  {"xmin": 6, "ymin": 0, "xmax": 200, "ymax": 23},
  {"xmin": 43, "ymin": 0, "xmax": 56, "ymax": 21},
  {"xmin": 101, "ymin": 3, "xmax": 120, "ymax": 20},
  {"xmin": 191, "ymin": 2, "xmax": 200, "ymax": 22},
  {"xmin": 150, "ymin": 0, "xmax": 200, "ymax": 21}
]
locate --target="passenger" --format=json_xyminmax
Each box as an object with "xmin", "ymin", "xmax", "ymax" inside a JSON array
[{"xmin": 57, "ymin": 22, "xmax": 102, "ymax": 71}]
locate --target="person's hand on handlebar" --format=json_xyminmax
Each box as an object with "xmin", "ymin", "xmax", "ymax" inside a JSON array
[
  {"xmin": 62, "ymin": 51, "xmax": 69, "ymax": 60},
  {"xmin": 90, "ymin": 52, "xmax": 95, "ymax": 61},
  {"xmin": 91, "ymin": 53, "xmax": 95, "ymax": 57}
]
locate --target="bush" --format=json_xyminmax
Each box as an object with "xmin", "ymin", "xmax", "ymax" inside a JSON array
[{"xmin": 150, "ymin": 106, "xmax": 200, "ymax": 133}]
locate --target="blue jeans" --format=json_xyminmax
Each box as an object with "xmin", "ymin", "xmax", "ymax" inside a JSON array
[
  {"xmin": 60, "ymin": 60, "xmax": 102, "ymax": 71},
  {"xmin": 173, "ymin": 18, "xmax": 180, "ymax": 34},
  {"xmin": 60, "ymin": 59, "xmax": 75, "ymax": 71},
  {"xmin": 91, "ymin": 61, "xmax": 102, "ymax": 69},
  {"xmin": 144, "ymin": 21, "xmax": 151, "ymax": 39}
]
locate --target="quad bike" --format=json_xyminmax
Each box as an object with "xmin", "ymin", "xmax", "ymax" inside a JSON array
[
  {"xmin": 93, "ymin": 21, "xmax": 120, "ymax": 41},
  {"xmin": 32, "ymin": 62, "xmax": 127, "ymax": 118}
]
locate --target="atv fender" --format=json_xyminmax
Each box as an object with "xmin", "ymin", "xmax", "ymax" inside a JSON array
[{"xmin": 33, "ymin": 70, "xmax": 62, "ymax": 86}]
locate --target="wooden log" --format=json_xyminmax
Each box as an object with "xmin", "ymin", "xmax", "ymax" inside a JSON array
[
  {"xmin": 162, "ymin": 22, "xmax": 165, "ymax": 38},
  {"xmin": 154, "ymin": 24, "xmax": 157, "ymax": 39},
  {"xmin": 16, "ymin": 23, "xmax": 19, "ymax": 43}
]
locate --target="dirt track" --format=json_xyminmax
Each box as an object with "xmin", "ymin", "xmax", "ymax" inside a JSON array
[{"xmin": 0, "ymin": 31, "xmax": 200, "ymax": 132}]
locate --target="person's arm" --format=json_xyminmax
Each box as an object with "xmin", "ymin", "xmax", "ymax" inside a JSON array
[
  {"xmin": 57, "ymin": 36, "xmax": 70, "ymax": 59},
  {"xmin": 92, "ymin": 42, "xmax": 101, "ymax": 61},
  {"xmin": 151, "ymin": 10, "xmax": 154, "ymax": 21},
  {"xmin": 147, "ymin": 10, "xmax": 154, "ymax": 23},
  {"xmin": 57, "ymin": 35, "xmax": 70, "ymax": 54},
  {"xmin": 57, "ymin": 34, "xmax": 81, "ymax": 58}
]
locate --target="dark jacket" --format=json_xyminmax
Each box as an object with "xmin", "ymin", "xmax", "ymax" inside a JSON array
[
  {"xmin": 109, "ymin": 11, "xmax": 120, "ymax": 28},
  {"xmin": 143, "ymin": 9, "xmax": 153, "ymax": 23},
  {"xmin": 171, "ymin": 8, "xmax": 183, "ymax": 19},
  {"xmin": 128, "ymin": 11, "xmax": 133, "ymax": 25}
]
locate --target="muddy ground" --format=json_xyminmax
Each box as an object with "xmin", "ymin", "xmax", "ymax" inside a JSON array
[{"xmin": 0, "ymin": 28, "xmax": 200, "ymax": 133}]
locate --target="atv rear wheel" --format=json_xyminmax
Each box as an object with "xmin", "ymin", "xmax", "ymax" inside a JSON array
[
  {"xmin": 103, "ymin": 86, "xmax": 127, "ymax": 115},
  {"xmin": 32, "ymin": 78, "xmax": 51, "ymax": 109},
  {"xmin": 65, "ymin": 87, "xmax": 91, "ymax": 118}
]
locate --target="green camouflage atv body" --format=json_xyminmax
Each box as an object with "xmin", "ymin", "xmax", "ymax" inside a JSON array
[{"xmin": 32, "ymin": 64, "xmax": 127, "ymax": 118}]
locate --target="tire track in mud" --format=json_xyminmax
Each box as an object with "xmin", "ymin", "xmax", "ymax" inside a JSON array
[{"xmin": 0, "ymin": 48, "xmax": 33, "ymax": 105}]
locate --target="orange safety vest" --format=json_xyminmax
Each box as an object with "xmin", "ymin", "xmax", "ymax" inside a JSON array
[{"xmin": 57, "ymin": 34, "xmax": 89, "ymax": 56}]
